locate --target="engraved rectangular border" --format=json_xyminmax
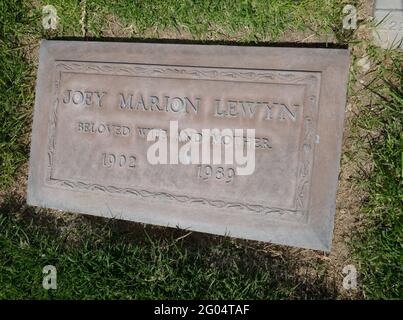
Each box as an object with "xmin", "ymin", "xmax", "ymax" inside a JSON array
[{"xmin": 45, "ymin": 60, "xmax": 321, "ymax": 222}]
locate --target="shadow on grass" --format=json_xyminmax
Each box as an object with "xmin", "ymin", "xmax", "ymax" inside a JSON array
[
  {"xmin": 45, "ymin": 35, "xmax": 348, "ymax": 49},
  {"xmin": 0, "ymin": 191, "xmax": 338, "ymax": 299}
]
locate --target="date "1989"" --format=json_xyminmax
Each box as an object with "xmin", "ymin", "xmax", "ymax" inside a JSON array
[{"xmin": 197, "ymin": 165, "xmax": 236, "ymax": 183}]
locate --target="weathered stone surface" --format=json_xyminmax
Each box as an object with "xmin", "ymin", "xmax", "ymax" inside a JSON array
[
  {"xmin": 373, "ymin": 0, "xmax": 403, "ymax": 49},
  {"xmin": 27, "ymin": 40, "xmax": 349, "ymax": 251}
]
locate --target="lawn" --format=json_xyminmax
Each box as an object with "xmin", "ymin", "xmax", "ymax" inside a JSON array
[{"xmin": 0, "ymin": 0, "xmax": 401, "ymax": 299}]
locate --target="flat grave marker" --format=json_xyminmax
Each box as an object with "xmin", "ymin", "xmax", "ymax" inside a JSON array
[{"xmin": 28, "ymin": 41, "xmax": 349, "ymax": 251}]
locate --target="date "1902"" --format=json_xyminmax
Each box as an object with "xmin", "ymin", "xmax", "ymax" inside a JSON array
[{"xmin": 102, "ymin": 152, "xmax": 136, "ymax": 169}]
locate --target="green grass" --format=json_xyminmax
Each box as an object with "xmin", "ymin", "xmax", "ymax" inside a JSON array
[
  {"xmin": 0, "ymin": 0, "xmax": 37, "ymax": 187},
  {"xmin": 31, "ymin": 0, "xmax": 346, "ymax": 41},
  {"xmin": 350, "ymin": 46, "xmax": 403, "ymax": 299},
  {"xmin": 85, "ymin": 0, "xmax": 341, "ymax": 40},
  {"xmin": 0, "ymin": 195, "xmax": 335, "ymax": 299},
  {"xmin": 0, "ymin": 0, "xmax": 401, "ymax": 299}
]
